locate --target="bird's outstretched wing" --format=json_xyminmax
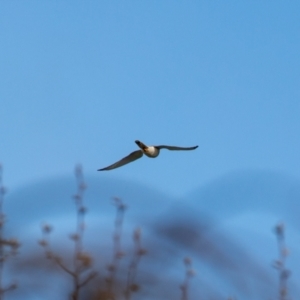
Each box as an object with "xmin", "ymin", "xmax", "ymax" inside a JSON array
[
  {"xmin": 98, "ymin": 150, "xmax": 143, "ymax": 171},
  {"xmin": 156, "ymin": 145, "xmax": 198, "ymax": 151}
]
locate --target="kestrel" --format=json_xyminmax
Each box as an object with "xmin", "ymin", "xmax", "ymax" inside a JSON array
[{"xmin": 98, "ymin": 140, "xmax": 198, "ymax": 171}]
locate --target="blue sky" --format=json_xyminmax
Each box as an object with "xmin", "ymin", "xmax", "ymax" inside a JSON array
[
  {"xmin": 1, "ymin": 3, "xmax": 300, "ymax": 298},
  {"xmin": 1, "ymin": 1, "xmax": 300, "ymax": 196}
]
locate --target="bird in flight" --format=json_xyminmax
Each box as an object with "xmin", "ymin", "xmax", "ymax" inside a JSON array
[{"xmin": 98, "ymin": 140, "xmax": 198, "ymax": 171}]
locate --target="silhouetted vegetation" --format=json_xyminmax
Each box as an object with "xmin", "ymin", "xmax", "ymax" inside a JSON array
[
  {"xmin": 0, "ymin": 163, "xmax": 298, "ymax": 299},
  {"xmin": 0, "ymin": 165, "xmax": 19, "ymax": 299},
  {"xmin": 180, "ymin": 257, "xmax": 195, "ymax": 300},
  {"xmin": 273, "ymin": 223, "xmax": 291, "ymax": 300},
  {"xmin": 39, "ymin": 165, "xmax": 97, "ymax": 300}
]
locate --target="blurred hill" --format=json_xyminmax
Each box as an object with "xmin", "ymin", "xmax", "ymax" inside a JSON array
[
  {"xmin": 6, "ymin": 176, "xmax": 173, "ymax": 230},
  {"xmin": 3, "ymin": 170, "xmax": 300, "ymax": 299}
]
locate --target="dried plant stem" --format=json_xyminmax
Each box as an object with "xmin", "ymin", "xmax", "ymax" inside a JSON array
[
  {"xmin": 105, "ymin": 197, "xmax": 126, "ymax": 299},
  {"xmin": 71, "ymin": 165, "xmax": 87, "ymax": 300},
  {"xmin": 0, "ymin": 165, "xmax": 5, "ymax": 299},
  {"xmin": 39, "ymin": 165, "xmax": 96, "ymax": 300},
  {"xmin": 180, "ymin": 257, "xmax": 195, "ymax": 300},
  {"xmin": 0, "ymin": 165, "xmax": 19, "ymax": 299},
  {"xmin": 273, "ymin": 223, "xmax": 290, "ymax": 300},
  {"xmin": 124, "ymin": 228, "xmax": 146, "ymax": 300}
]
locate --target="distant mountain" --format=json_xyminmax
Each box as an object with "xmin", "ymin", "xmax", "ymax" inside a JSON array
[
  {"xmin": 159, "ymin": 170, "xmax": 300, "ymax": 299},
  {"xmin": 3, "ymin": 170, "xmax": 300, "ymax": 300},
  {"xmin": 6, "ymin": 176, "xmax": 173, "ymax": 230},
  {"xmin": 186, "ymin": 169, "xmax": 300, "ymax": 222}
]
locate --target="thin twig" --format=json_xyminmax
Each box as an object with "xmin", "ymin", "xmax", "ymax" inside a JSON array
[
  {"xmin": 105, "ymin": 197, "xmax": 126, "ymax": 299},
  {"xmin": 124, "ymin": 228, "xmax": 147, "ymax": 300},
  {"xmin": 0, "ymin": 165, "xmax": 19, "ymax": 299},
  {"xmin": 79, "ymin": 271, "xmax": 98, "ymax": 288},
  {"xmin": 39, "ymin": 165, "xmax": 96, "ymax": 300},
  {"xmin": 180, "ymin": 257, "xmax": 196, "ymax": 300},
  {"xmin": 273, "ymin": 222, "xmax": 290, "ymax": 300}
]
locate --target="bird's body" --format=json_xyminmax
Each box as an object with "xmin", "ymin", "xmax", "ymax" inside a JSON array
[
  {"xmin": 135, "ymin": 140, "xmax": 160, "ymax": 157},
  {"xmin": 98, "ymin": 140, "xmax": 198, "ymax": 171}
]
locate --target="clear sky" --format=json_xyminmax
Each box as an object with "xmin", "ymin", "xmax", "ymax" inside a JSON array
[{"xmin": 1, "ymin": 1, "xmax": 300, "ymax": 197}]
